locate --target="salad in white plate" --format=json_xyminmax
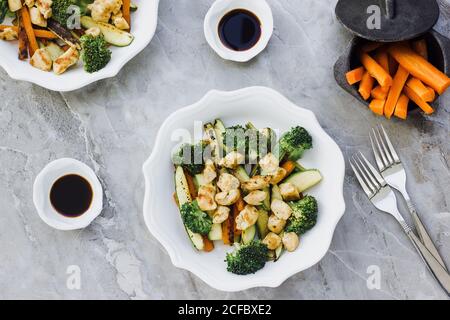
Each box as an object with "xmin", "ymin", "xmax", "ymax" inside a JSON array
[
  {"xmin": 172, "ymin": 119, "xmax": 323, "ymax": 275},
  {"xmin": 0, "ymin": 0, "xmax": 137, "ymax": 75}
]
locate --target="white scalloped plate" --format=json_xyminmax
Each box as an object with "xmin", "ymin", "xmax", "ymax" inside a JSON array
[
  {"xmin": 0, "ymin": 0, "xmax": 159, "ymax": 91},
  {"xmin": 143, "ymin": 87, "xmax": 346, "ymax": 292}
]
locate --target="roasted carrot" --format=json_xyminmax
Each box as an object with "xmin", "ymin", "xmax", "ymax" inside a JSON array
[
  {"xmin": 17, "ymin": 17, "xmax": 28, "ymax": 60},
  {"xmin": 412, "ymin": 39, "xmax": 428, "ymax": 60},
  {"xmin": 123, "ymin": 0, "xmax": 131, "ymax": 27},
  {"xmin": 360, "ymin": 53, "xmax": 393, "ymax": 87},
  {"xmin": 232, "ymin": 201, "xmax": 242, "ymax": 236},
  {"xmin": 374, "ymin": 50, "xmax": 390, "ymax": 74},
  {"xmin": 394, "ymin": 94, "xmax": 409, "ymax": 120},
  {"xmin": 384, "ymin": 66, "xmax": 409, "ymax": 118},
  {"xmin": 404, "ymin": 86, "xmax": 434, "ymax": 115},
  {"xmin": 360, "ymin": 41, "xmax": 383, "ymax": 53},
  {"xmin": 358, "ymin": 71, "xmax": 375, "ymax": 100},
  {"xmin": 281, "ymin": 160, "xmax": 296, "ymax": 177},
  {"xmin": 20, "ymin": 7, "xmax": 38, "ymax": 57},
  {"xmin": 346, "ymin": 67, "xmax": 365, "ymax": 85},
  {"xmin": 202, "ymin": 236, "xmax": 214, "ymax": 252},
  {"xmin": 371, "ymin": 85, "xmax": 388, "ymax": 100},
  {"xmin": 388, "ymin": 43, "xmax": 450, "ymax": 95},
  {"xmin": 0, "ymin": 25, "xmax": 58, "ymax": 39},
  {"xmin": 184, "ymin": 171, "xmax": 198, "ymax": 199},
  {"xmin": 406, "ymin": 78, "xmax": 434, "ymax": 102},
  {"xmin": 369, "ymin": 99, "xmax": 385, "ymax": 116},
  {"xmin": 222, "ymin": 219, "xmax": 231, "ymax": 245}
]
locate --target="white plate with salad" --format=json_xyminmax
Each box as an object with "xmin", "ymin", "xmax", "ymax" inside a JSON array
[
  {"xmin": 0, "ymin": 0, "xmax": 159, "ymax": 91},
  {"xmin": 143, "ymin": 87, "xmax": 346, "ymax": 292}
]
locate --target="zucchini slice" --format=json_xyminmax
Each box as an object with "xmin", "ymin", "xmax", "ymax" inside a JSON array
[
  {"xmin": 175, "ymin": 166, "xmax": 204, "ymax": 251},
  {"xmin": 284, "ymin": 170, "xmax": 322, "ymax": 193},
  {"xmin": 208, "ymin": 223, "xmax": 222, "ymax": 241},
  {"xmin": 271, "ymin": 184, "xmax": 282, "ymax": 201},
  {"xmin": 80, "ymin": 16, "xmax": 134, "ymax": 47},
  {"xmin": 256, "ymin": 209, "xmax": 269, "ymax": 239},
  {"xmin": 241, "ymin": 225, "xmax": 256, "ymax": 244}
]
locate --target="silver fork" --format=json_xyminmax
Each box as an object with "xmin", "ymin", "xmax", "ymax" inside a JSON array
[
  {"xmin": 370, "ymin": 125, "xmax": 447, "ymax": 270},
  {"xmin": 350, "ymin": 153, "xmax": 450, "ymax": 295}
]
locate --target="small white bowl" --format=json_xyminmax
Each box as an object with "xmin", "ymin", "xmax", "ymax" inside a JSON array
[
  {"xmin": 204, "ymin": 0, "xmax": 274, "ymax": 62},
  {"xmin": 33, "ymin": 158, "xmax": 103, "ymax": 231}
]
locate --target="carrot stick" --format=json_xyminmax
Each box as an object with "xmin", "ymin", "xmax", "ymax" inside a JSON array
[
  {"xmin": 371, "ymin": 85, "xmax": 388, "ymax": 100},
  {"xmin": 20, "ymin": 7, "xmax": 38, "ymax": 56},
  {"xmin": 374, "ymin": 50, "xmax": 390, "ymax": 74},
  {"xmin": 369, "ymin": 99, "xmax": 385, "ymax": 116},
  {"xmin": 0, "ymin": 25, "xmax": 57, "ymax": 38},
  {"xmin": 202, "ymin": 236, "xmax": 214, "ymax": 252},
  {"xmin": 384, "ymin": 66, "xmax": 409, "ymax": 118},
  {"xmin": 394, "ymin": 94, "xmax": 409, "ymax": 120},
  {"xmin": 412, "ymin": 39, "xmax": 428, "ymax": 60},
  {"xmin": 404, "ymin": 86, "xmax": 434, "ymax": 115},
  {"xmin": 406, "ymin": 78, "xmax": 434, "ymax": 102},
  {"xmin": 358, "ymin": 71, "xmax": 375, "ymax": 100},
  {"xmin": 425, "ymin": 87, "xmax": 435, "ymax": 102},
  {"xmin": 360, "ymin": 42, "xmax": 383, "ymax": 53},
  {"xmin": 123, "ymin": 0, "xmax": 131, "ymax": 27},
  {"xmin": 388, "ymin": 43, "xmax": 450, "ymax": 95},
  {"xmin": 18, "ymin": 17, "xmax": 28, "ymax": 60},
  {"xmin": 360, "ymin": 53, "xmax": 393, "ymax": 87},
  {"xmin": 346, "ymin": 67, "xmax": 365, "ymax": 85},
  {"xmin": 184, "ymin": 171, "xmax": 198, "ymax": 199}
]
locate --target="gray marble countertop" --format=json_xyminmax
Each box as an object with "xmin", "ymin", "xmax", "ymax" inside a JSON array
[{"xmin": 1, "ymin": 0, "xmax": 449, "ymax": 300}]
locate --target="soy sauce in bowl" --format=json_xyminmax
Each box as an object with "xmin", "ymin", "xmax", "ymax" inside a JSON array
[
  {"xmin": 50, "ymin": 174, "xmax": 93, "ymax": 218},
  {"xmin": 218, "ymin": 9, "xmax": 261, "ymax": 51}
]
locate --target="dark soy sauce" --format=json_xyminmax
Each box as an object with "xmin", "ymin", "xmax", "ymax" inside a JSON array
[
  {"xmin": 50, "ymin": 174, "xmax": 93, "ymax": 217},
  {"xmin": 218, "ymin": 9, "xmax": 261, "ymax": 51}
]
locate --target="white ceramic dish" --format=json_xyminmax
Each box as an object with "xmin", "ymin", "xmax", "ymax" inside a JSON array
[
  {"xmin": 204, "ymin": 0, "xmax": 273, "ymax": 62},
  {"xmin": 143, "ymin": 87, "xmax": 346, "ymax": 292},
  {"xmin": 33, "ymin": 158, "xmax": 103, "ymax": 230},
  {"xmin": 0, "ymin": 0, "xmax": 159, "ymax": 92}
]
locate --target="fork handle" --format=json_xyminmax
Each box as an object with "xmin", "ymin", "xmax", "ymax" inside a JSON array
[
  {"xmin": 401, "ymin": 222, "xmax": 450, "ymax": 295},
  {"xmin": 405, "ymin": 199, "xmax": 447, "ymax": 270}
]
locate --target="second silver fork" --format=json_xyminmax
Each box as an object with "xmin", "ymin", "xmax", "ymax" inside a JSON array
[
  {"xmin": 351, "ymin": 153, "xmax": 450, "ymax": 295},
  {"xmin": 370, "ymin": 125, "xmax": 447, "ymax": 270}
]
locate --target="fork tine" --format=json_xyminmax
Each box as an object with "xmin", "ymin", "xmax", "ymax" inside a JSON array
[
  {"xmin": 358, "ymin": 152, "xmax": 386, "ymax": 186},
  {"xmin": 353, "ymin": 154, "xmax": 379, "ymax": 189},
  {"xmin": 375, "ymin": 126, "xmax": 394, "ymax": 166},
  {"xmin": 372, "ymin": 128, "xmax": 389, "ymax": 168},
  {"xmin": 380, "ymin": 124, "xmax": 400, "ymax": 163},
  {"xmin": 352, "ymin": 155, "xmax": 378, "ymax": 191},
  {"xmin": 370, "ymin": 132, "xmax": 385, "ymax": 171},
  {"xmin": 350, "ymin": 160, "xmax": 374, "ymax": 197}
]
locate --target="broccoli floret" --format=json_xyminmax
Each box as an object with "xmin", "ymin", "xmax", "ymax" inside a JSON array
[
  {"xmin": 80, "ymin": 34, "xmax": 111, "ymax": 73},
  {"xmin": 226, "ymin": 240, "xmax": 269, "ymax": 275},
  {"xmin": 222, "ymin": 125, "xmax": 269, "ymax": 162},
  {"xmin": 278, "ymin": 126, "xmax": 312, "ymax": 161},
  {"xmin": 52, "ymin": 0, "xmax": 73, "ymax": 26},
  {"xmin": 180, "ymin": 200, "xmax": 212, "ymax": 235},
  {"xmin": 285, "ymin": 195, "xmax": 318, "ymax": 235},
  {"xmin": 52, "ymin": 0, "xmax": 92, "ymax": 26},
  {"xmin": 0, "ymin": 0, "xmax": 8, "ymax": 24},
  {"xmin": 172, "ymin": 141, "xmax": 210, "ymax": 176}
]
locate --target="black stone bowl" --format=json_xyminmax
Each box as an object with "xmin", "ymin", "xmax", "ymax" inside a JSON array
[{"xmin": 334, "ymin": 30, "xmax": 450, "ymax": 111}]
